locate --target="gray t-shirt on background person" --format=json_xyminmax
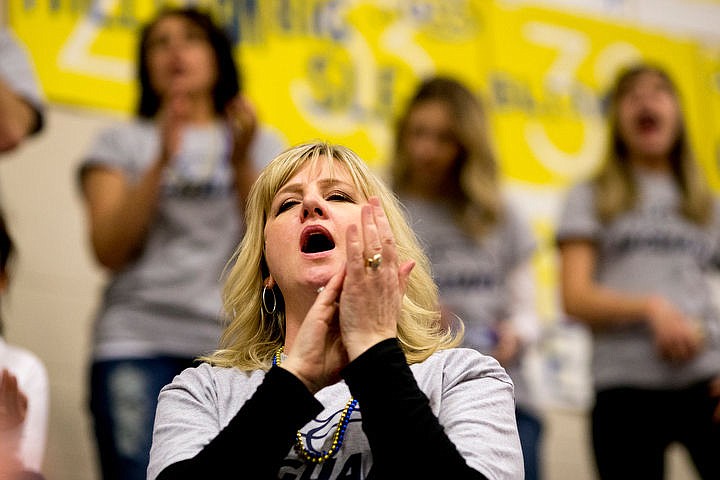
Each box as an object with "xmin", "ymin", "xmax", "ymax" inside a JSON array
[
  {"xmin": 402, "ymin": 197, "xmax": 538, "ymax": 412},
  {"xmin": 556, "ymin": 172, "xmax": 720, "ymax": 391},
  {"xmin": 148, "ymin": 347, "xmax": 523, "ymax": 480},
  {"xmin": 79, "ymin": 121, "xmax": 285, "ymax": 361}
]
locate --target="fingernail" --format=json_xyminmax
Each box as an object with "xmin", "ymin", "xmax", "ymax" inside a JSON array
[{"xmin": 316, "ymin": 286, "xmax": 325, "ymax": 294}]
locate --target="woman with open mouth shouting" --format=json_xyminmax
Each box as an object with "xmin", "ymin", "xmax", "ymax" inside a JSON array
[
  {"xmin": 557, "ymin": 64, "xmax": 720, "ymax": 479},
  {"xmin": 148, "ymin": 142, "xmax": 523, "ymax": 479}
]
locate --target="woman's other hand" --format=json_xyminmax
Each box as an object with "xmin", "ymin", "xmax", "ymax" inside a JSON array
[{"xmin": 280, "ymin": 269, "xmax": 348, "ymax": 393}]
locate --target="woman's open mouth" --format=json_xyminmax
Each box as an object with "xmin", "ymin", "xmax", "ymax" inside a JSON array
[
  {"xmin": 300, "ymin": 225, "xmax": 336, "ymax": 254},
  {"xmin": 635, "ymin": 110, "xmax": 660, "ymax": 134}
]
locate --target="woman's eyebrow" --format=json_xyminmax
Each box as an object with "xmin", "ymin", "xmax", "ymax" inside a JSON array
[
  {"xmin": 316, "ymin": 178, "xmax": 356, "ymax": 190},
  {"xmin": 275, "ymin": 182, "xmax": 302, "ymax": 196},
  {"xmin": 276, "ymin": 178, "xmax": 355, "ymax": 196}
]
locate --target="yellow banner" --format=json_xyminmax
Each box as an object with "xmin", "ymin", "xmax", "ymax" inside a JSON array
[
  {"xmin": 8, "ymin": 0, "xmax": 719, "ymax": 178},
  {"xmin": 485, "ymin": 4, "xmax": 714, "ymax": 187},
  {"xmin": 241, "ymin": 0, "xmax": 492, "ymax": 166},
  {"xmin": 699, "ymin": 45, "xmax": 720, "ymax": 190},
  {"xmin": 9, "ymin": 0, "xmax": 492, "ymax": 167}
]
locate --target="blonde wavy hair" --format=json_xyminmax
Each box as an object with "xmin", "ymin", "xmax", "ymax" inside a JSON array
[
  {"xmin": 392, "ymin": 76, "xmax": 502, "ymax": 237},
  {"xmin": 594, "ymin": 64, "xmax": 712, "ymax": 225},
  {"xmin": 205, "ymin": 142, "xmax": 461, "ymax": 370}
]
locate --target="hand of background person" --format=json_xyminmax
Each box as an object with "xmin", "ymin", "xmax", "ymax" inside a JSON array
[
  {"xmin": 225, "ymin": 94, "xmax": 257, "ymax": 166},
  {"xmin": 158, "ymin": 85, "xmax": 193, "ymax": 166},
  {"xmin": 645, "ymin": 295, "xmax": 704, "ymax": 363},
  {"xmin": 0, "ymin": 369, "xmax": 27, "ymax": 432},
  {"xmin": 339, "ymin": 197, "xmax": 414, "ymax": 362},
  {"xmin": 492, "ymin": 322, "xmax": 522, "ymax": 367},
  {"xmin": 280, "ymin": 269, "xmax": 349, "ymax": 393}
]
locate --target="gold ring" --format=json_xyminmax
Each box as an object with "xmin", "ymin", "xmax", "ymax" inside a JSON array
[{"xmin": 366, "ymin": 253, "xmax": 382, "ymax": 270}]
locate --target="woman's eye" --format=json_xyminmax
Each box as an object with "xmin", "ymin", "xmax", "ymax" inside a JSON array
[
  {"xmin": 147, "ymin": 36, "xmax": 169, "ymax": 51},
  {"xmin": 186, "ymin": 28, "xmax": 207, "ymax": 43},
  {"xmin": 276, "ymin": 200, "xmax": 299, "ymax": 215},
  {"xmin": 327, "ymin": 192, "xmax": 353, "ymax": 202}
]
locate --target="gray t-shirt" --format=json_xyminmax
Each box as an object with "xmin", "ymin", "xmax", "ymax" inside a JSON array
[
  {"xmin": 0, "ymin": 28, "xmax": 45, "ymax": 129},
  {"xmin": 148, "ymin": 347, "xmax": 523, "ymax": 479},
  {"xmin": 556, "ymin": 173, "xmax": 720, "ymax": 390},
  {"xmin": 80, "ymin": 121, "xmax": 285, "ymax": 360},
  {"xmin": 402, "ymin": 197, "xmax": 537, "ymax": 409}
]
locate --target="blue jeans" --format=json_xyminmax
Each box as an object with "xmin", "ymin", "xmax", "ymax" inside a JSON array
[
  {"xmin": 89, "ymin": 357, "xmax": 197, "ymax": 480},
  {"xmin": 517, "ymin": 407, "xmax": 543, "ymax": 480}
]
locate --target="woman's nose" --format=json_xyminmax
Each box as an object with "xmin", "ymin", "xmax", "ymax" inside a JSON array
[{"xmin": 302, "ymin": 198, "xmax": 325, "ymax": 220}]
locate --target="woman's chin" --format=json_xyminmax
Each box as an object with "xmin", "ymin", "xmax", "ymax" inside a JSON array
[{"xmin": 302, "ymin": 265, "xmax": 339, "ymax": 290}]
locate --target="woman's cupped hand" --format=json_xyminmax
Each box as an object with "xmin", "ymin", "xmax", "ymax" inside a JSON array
[{"xmin": 339, "ymin": 196, "xmax": 414, "ymax": 361}]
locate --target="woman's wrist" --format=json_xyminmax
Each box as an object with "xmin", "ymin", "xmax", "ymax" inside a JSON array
[
  {"xmin": 344, "ymin": 334, "xmax": 397, "ymax": 362},
  {"xmin": 277, "ymin": 360, "xmax": 321, "ymax": 394},
  {"xmin": 643, "ymin": 295, "xmax": 667, "ymax": 327}
]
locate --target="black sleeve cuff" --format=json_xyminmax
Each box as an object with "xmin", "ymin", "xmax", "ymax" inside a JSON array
[{"xmin": 341, "ymin": 337, "xmax": 403, "ymax": 384}]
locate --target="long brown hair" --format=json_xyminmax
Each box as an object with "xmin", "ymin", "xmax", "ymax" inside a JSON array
[
  {"xmin": 594, "ymin": 64, "xmax": 712, "ymax": 224},
  {"xmin": 392, "ymin": 76, "xmax": 502, "ymax": 236}
]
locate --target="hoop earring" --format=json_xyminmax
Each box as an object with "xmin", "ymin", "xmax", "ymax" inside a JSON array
[{"xmin": 262, "ymin": 286, "xmax": 277, "ymax": 316}]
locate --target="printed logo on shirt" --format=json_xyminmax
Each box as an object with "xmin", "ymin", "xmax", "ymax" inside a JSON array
[
  {"xmin": 162, "ymin": 126, "xmax": 234, "ymax": 199},
  {"xmin": 279, "ymin": 453, "xmax": 363, "ymax": 480},
  {"xmin": 605, "ymin": 214, "xmax": 713, "ymax": 261},
  {"xmin": 277, "ymin": 406, "xmax": 366, "ymax": 479},
  {"xmin": 609, "ymin": 232, "xmax": 709, "ymax": 258},
  {"xmin": 163, "ymin": 179, "xmax": 233, "ymax": 199},
  {"xmin": 436, "ymin": 271, "xmax": 499, "ymax": 291}
]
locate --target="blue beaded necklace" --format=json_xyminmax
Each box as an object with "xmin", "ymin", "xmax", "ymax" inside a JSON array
[{"xmin": 273, "ymin": 347, "xmax": 358, "ymax": 463}]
